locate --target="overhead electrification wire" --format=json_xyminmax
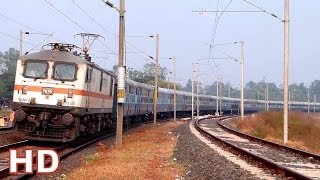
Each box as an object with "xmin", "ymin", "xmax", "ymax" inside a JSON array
[
  {"xmin": 242, "ymin": 0, "xmax": 283, "ymax": 21},
  {"xmin": 71, "ymin": 0, "xmax": 116, "ymax": 37},
  {"xmin": 207, "ymin": 0, "xmax": 233, "ymax": 72},
  {"xmin": 0, "ymin": 31, "xmax": 36, "ymax": 46},
  {"xmin": 44, "ymin": 0, "xmax": 86, "ymax": 32},
  {"xmin": 212, "ymin": 47, "xmax": 238, "ymax": 62},
  {"xmin": 70, "ymin": 0, "xmax": 155, "ymax": 63},
  {"xmin": 68, "ymin": 0, "xmax": 156, "ymax": 67},
  {"xmin": 207, "ymin": 0, "xmax": 221, "ymax": 71},
  {"xmin": 0, "ymin": 12, "xmax": 43, "ymax": 34},
  {"xmin": 43, "ymin": 0, "xmax": 114, "ymax": 60},
  {"xmin": 0, "ymin": 11, "xmax": 59, "ymax": 51},
  {"xmin": 25, "ymin": 34, "xmax": 54, "ymax": 54},
  {"xmin": 208, "ymin": 0, "xmax": 220, "ymax": 58}
]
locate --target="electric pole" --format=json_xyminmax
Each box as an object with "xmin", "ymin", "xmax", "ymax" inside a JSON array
[
  {"xmin": 216, "ymin": 76, "xmax": 219, "ymax": 116},
  {"xmin": 192, "ymin": 65, "xmax": 194, "ymax": 120},
  {"xmin": 308, "ymin": 89, "xmax": 310, "ymax": 114},
  {"xmin": 314, "ymin": 94, "xmax": 316, "ymax": 113},
  {"xmin": 115, "ymin": 0, "xmax": 126, "ymax": 148},
  {"xmin": 20, "ymin": 30, "xmax": 23, "ymax": 56},
  {"xmin": 173, "ymin": 57, "xmax": 177, "ymax": 122},
  {"xmin": 283, "ymin": 0, "xmax": 289, "ymax": 144},
  {"xmin": 240, "ymin": 42, "xmax": 244, "ymax": 119},
  {"xmin": 289, "ymin": 91, "xmax": 291, "ymax": 111},
  {"xmin": 219, "ymin": 78, "xmax": 222, "ymax": 115},
  {"xmin": 197, "ymin": 64, "xmax": 200, "ymax": 120},
  {"xmin": 266, "ymin": 83, "xmax": 269, "ymax": 111},
  {"xmin": 153, "ymin": 34, "xmax": 160, "ymax": 126}
]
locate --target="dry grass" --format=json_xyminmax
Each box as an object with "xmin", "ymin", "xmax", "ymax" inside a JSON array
[
  {"xmin": 234, "ymin": 112, "xmax": 320, "ymax": 154},
  {"xmin": 67, "ymin": 122, "xmax": 185, "ymax": 179},
  {"xmin": 0, "ymin": 109, "xmax": 11, "ymax": 117}
]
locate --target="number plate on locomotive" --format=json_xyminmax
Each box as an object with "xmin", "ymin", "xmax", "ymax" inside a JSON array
[{"xmin": 42, "ymin": 87, "xmax": 54, "ymax": 95}]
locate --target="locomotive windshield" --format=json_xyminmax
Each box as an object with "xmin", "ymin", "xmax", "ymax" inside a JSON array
[
  {"xmin": 24, "ymin": 61, "xmax": 48, "ymax": 79},
  {"xmin": 53, "ymin": 62, "xmax": 76, "ymax": 81}
]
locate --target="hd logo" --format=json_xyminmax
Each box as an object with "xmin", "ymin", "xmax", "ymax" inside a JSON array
[{"xmin": 9, "ymin": 150, "xmax": 60, "ymax": 174}]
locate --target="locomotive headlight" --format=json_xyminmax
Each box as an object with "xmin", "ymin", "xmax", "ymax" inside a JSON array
[
  {"xmin": 30, "ymin": 97, "xmax": 36, "ymax": 105},
  {"xmin": 67, "ymin": 89, "xmax": 74, "ymax": 98},
  {"xmin": 22, "ymin": 85, "xmax": 28, "ymax": 94},
  {"xmin": 57, "ymin": 100, "xmax": 63, "ymax": 106},
  {"xmin": 62, "ymin": 113, "xmax": 74, "ymax": 125}
]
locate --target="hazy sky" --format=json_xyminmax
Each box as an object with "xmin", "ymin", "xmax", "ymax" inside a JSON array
[{"xmin": 0, "ymin": 0, "xmax": 319, "ymax": 87}]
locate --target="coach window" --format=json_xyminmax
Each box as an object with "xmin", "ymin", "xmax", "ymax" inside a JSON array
[{"xmin": 129, "ymin": 86, "xmax": 134, "ymax": 94}]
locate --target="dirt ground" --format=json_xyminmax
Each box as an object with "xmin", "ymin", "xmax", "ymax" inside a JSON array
[
  {"xmin": 0, "ymin": 134, "xmax": 24, "ymax": 146},
  {"xmin": 66, "ymin": 121, "xmax": 186, "ymax": 179},
  {"xmin": 310, "ymin": 113, "xmax": 320, "ymax": 124}
]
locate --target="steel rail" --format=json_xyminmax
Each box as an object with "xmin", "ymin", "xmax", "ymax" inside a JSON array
[
  {"xmin": 0, "ymin": 127, "xmax": 13, "ymax": 131},
  {"xmin": 218, "ymin": 117, "xmax": 320, "ymax": 161},
  {"xmin": 0, "ymin": 140, "xmax": 29, "ymax": 153},
  {"xmin": 0, "ymin": 140, "xmax": 32, "ymax": 179},
  {"xmin": 195, "ymin": 116, "xmax": 311, "ymax": 179}
]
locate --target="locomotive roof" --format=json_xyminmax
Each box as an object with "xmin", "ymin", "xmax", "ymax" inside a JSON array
[
  {"xmin": 21, "ymin": 50, "xmax": 89, "ymax": 64},
  {"xmin": 20, "ymin": 50, "xmax": 116, "ymax": 77}
]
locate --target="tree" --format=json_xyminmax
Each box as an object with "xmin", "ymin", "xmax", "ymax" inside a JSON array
[
  {"xmin": 142, "ymin": 63, "xmax": 168, "ymax": 82},
  {"xmin": 0, "ymin": 48, "xmax": 19, "ymax": 104},
  {"xmin": 183, "ymin": 79, "xmax": 192, "ymax": 92},
  {"xmin": 112, "ymin": 63, "xmax": 181, "ymax": 89}
]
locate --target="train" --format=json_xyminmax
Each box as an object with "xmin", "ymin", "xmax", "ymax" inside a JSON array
[{"xmin": 11, "ymin": 43, "xmax": 320, "ymax": 142}]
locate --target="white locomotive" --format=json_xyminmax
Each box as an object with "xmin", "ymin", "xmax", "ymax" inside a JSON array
[{"xmin": 12, "ymin": 43, "xmax": 116, "ymax": 142}]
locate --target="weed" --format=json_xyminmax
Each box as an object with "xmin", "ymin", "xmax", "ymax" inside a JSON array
[
  {"xmin": 235, "ymin": 112, "xmax": 320, "ymax": 154},
  {"xmin": 85, "ymin": 153, "xmax": 99, "ymax": 165}
]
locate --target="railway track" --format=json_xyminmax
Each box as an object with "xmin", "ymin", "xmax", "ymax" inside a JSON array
[
  {"xmin": 0, "ymin": 127, "xmax": 13, "ymax": 134},
  {"xmin": 0, "ymin": 140, "xmax": 47, "ymax": 179},
  {"xmin": 0, "ymin": 118, "xmax": 175, "ymax": 179},
  {"xmin": 0, "ymin": 140, "xmax": 29, "ymax": 154},
  {"xmin": 195, "ymin": 116, "xmax": 320, "ymax": 180}
]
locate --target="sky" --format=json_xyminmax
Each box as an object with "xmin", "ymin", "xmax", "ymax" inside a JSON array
[{"xmin": 0, "ymin": 0, "xmax": 320, "ymax": 88}]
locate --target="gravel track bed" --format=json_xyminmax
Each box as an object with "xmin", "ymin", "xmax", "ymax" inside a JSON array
[
  {"xmin": 173, "ymin": 121, "xmax": 258, "ymax": 179},
  {"xmin": 200, "ymin": 118, "xmax": 320, "ymax": 179}
]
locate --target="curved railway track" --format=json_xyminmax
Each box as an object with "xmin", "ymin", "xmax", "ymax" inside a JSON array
[{"xmin": 195, "ymin": 116, "xmax": 320, "ymax": 180}]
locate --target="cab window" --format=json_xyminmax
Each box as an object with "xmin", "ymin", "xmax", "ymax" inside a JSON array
[
  {"xmin": 24, "ymin": 60, "xmax": 48, "ymax": 79},
  {"xmin": 53, "ymin": 62, "xmax": 77, "ymax": 81}
]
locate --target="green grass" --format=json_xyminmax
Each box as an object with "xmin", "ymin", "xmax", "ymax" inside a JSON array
[{"xmin": 85, "ymin": 153, "xmax": 99, "ymax": 165}]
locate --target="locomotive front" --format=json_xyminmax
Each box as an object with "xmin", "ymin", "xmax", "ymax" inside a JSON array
[{"xmin": 12, "ymin": 43, "xmax": 89, "ymax": 142}]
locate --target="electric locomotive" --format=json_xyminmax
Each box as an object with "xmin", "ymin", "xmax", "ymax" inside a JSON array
[{"xmin": 12, "ymin": 43, "xmax": 116, "ymax": 142}]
